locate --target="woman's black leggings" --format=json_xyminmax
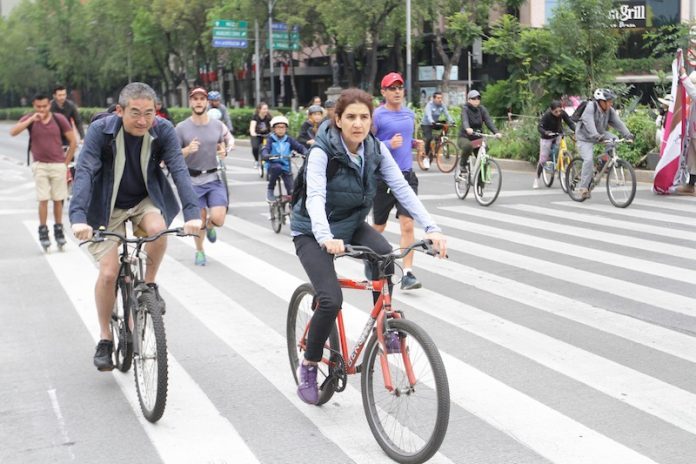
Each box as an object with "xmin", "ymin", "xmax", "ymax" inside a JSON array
[
  {"xmin": 294, "ymin": 223, "xmax": 393, "ymax": 362},
  {"xmin": 251, "ymin": 136, "xmax": 264, "ymax": 162}
]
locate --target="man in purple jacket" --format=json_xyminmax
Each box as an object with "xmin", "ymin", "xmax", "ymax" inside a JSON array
[{"xmin": 372, "ymin": 72, "xmax": 425, "ymax": 290}]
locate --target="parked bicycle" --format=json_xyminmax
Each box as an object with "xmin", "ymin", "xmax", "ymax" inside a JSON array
[
  {"xmin": 453, "ymin": 132, "xmax": 502, "ymax": 206},
  {"xmin": 540, "ymin": 132, "xmax": 573, "ymax": 192},
  {"xmin": 287, "ymin": 240, "xmax": 450, "ymax": 464},
  {"xmin": 417, "ymin": 122, "xmax": 459, "ymax": 173},
  {"xmin": 80, "ymin": 226, "xmax": 192, "ymax": 422},
  {"xmin": 566, "ymin": 138, "xmax": 636, "ymax": 208}
]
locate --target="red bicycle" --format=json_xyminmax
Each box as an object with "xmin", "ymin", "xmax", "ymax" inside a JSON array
[{"xmin": 286, "ymin": 240, "xmax": 450, "ymax": 464}]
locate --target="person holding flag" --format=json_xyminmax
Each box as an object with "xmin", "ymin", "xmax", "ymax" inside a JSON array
[{"xmin": 674, "ymin": 65, "xmax": 696, "ymax": 194}]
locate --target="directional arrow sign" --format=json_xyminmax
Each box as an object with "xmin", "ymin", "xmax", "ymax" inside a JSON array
[
  {"xmin": 213, "ymin": 28, "xmax": 248, "ymax": 39},
  {"xmin": 213, "ymin": 38, "xmax": 248, "ymax": 49},
  {"xmin": 214, "ymin": 20, "xmax": 248, "ymax": 29}
]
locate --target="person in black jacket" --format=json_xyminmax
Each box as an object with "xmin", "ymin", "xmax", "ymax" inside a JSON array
[
  {"xmin": 534, "ymin": 100, "xmax": 576, "ymax": 188},
  {"xmin": 297, "ymin": 104, "xmax": 324, "ymax": 148},
  {"xmin": 51, "ymin": 85, "xmax": 84, "ymax": 142},
  {"xmin": 458, "ymin": 90, "xmax": 501, "ymax": 169}
]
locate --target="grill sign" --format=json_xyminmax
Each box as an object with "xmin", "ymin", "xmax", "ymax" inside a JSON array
[{"xmin": 609, "ymin": 1, "xmax": 646, "ymax": 28}]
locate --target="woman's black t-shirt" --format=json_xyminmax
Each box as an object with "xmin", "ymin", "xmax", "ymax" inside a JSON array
[{"xmin": 252, "ymin": 114, "xmax": 272, "ymax": 136}]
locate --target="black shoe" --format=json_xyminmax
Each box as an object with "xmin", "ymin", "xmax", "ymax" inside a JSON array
[
  {"xmin": 401, "ymin": 271, "xmax": 422, "ymax": 290},
  {"xmin": 144, "ymin": 283, "xmax": 166, "ymax": 314},
  {"xmin": 93, "ymin": 339, "xmax": 114, "ymax": 371},
  {"xmin": 53, "ymin": 223, "xmax": 67, "ymax": 248},
  {"xmin": 38, "ymin": 225, "xmax": 50, "ymax": 250}
]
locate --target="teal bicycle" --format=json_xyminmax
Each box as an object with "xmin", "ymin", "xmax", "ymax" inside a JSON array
[{"xmin": 453, "ymin": 132, "xmax": 502, "ymax": 206}]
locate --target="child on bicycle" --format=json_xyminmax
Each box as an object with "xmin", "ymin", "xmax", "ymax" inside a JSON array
[
  {"xmin": 535, "ymin": 100, "xmax": 575, "ymax": 189},
  {"xmin": 297, "ymin": 105, "xmax": 325, "ymax": 148},
  {"xmin": 261, "ymin": 116, "xmax": 307, "ymax": 202}
]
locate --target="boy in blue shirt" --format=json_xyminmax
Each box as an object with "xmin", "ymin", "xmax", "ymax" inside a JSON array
[{"xmin": 261, "ymin": 116, "xmax": 307, "ymax": 202}]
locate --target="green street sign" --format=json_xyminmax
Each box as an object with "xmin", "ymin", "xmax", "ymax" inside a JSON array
[
  {"xmin": 272, "ymin": 32, "xmax": 299, "ymax": 41},
  {"xmin": 213, "ymin": 28, "xmax": 248, "ymax": 39},
  {"xmin": 269, "ymin": 40, "xmax": 300, "ymax": 50},
  {"xmin": 213, "ymin": 19, "xmax": 248, "ymax": 29}
]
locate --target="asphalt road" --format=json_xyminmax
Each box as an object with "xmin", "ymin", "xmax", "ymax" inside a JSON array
[{"xmin": 1, "ymin": 121, "xmax": 695, "ymax": 464}]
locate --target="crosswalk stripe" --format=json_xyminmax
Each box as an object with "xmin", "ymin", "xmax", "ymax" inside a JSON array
[
  {"xmin": 157, "ymin": 254, "xmax": 448, "ymax": 464},
  {"xmin": 169, "ymin": 233, "xmax": 455, "ymax": 464},
  {"xmin": 557, "ymin": 201, "xmax": 696, "ymax": 227},
  {"xmin": 26, "ymin": 221, "xmax": 261, "ymax": 464},
  {"xmin": 380, "ymin": 222, "xmax": 695, "ymax": 317},
  {"xmin": 0, "ymin": 181, "xmax": 33, "ymax": 194},
  {"xmin": 211, "ymin": 218, "xmax": 661, "ymax": 463},
  {"xmin": 497, "ymin": 204, "xmax": 696, "ymax": 248},
  {"xmin": 439, "ymin": 205, "xmax": 696, "ymax": 260},
  {"xmin": 226, "ymin": 215, "xmax": 696, "ymax": 365},
  {"xmin": 635, "ymin": 198, "xmax": 696, "ymax": 214},
  {"xmin": 427, "ymin": 212, "xmax": 693, "ymax": 283}
]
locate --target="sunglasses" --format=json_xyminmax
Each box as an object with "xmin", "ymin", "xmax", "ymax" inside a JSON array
[
  {"xmin": 469, "ymin": 96, "xmax": 481, "ymax": 100},
  {"xmin": 385, "ymin": 85, "xmax": 404, "ymax": 91}
]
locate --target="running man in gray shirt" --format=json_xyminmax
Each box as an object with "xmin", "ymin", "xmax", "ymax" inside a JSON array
[{"xmin": 176, "ymin": 87, "xmax": 230, "ymax": 266}]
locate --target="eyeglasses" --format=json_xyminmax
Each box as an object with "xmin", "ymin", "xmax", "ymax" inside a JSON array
[
  {"xmin": 126, "ymin": 109, "xmax": 155, "ymax": 120},
  {"xmin": 469, "ymin": 97, "xmax": 481, "ymax": 101},
  {"xmin": 385, "ymin": 85, "xmax": 404, "ymax": 92}
]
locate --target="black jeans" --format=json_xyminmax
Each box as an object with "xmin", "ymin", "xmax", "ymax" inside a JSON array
[
  {"xmin": 267, "ymin": 164, "xmax": 293, "ymax": 193},
  {"xmin": 251, "ymin": 136, "xmax": 265, "ymax": 162},
  {"xmin": 294, "ymin": 223, "xmax": 393, "ymax": 362}
]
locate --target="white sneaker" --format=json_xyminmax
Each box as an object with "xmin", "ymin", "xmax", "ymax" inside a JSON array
[
  {"xmin": 532, "ymin": 178, "xmax": 540, "ymax": 189},
  {"xmin": 422, "ymin": 157, "xmax": 430, "ymax": 170},
  {"xmin": 254, "ymin": 161, "xmax": 259, "ymax": 169}
]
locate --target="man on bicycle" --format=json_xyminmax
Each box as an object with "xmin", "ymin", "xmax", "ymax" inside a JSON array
[
  {"xmin": 458, "ymin": 90, "xmax": 501, "ymax": 170},
  {"xmin": 574, "ymin": 89, "xmax": 633, "ymax": 199},
  {"xmin": 421, "ymin": 91, "xmax": 454, "ymax": 168},
  {"xmin": 372, "ymin": 72, "xmax": 425, "ymax": 290},
  {"xmin": 261, "ymin": 115, "xmax": 307, "ymax": 202},
  {"xmin": 535, "ymin": 100, "xmax": 575, "ymax": 189},
  {"xmin": 69, "ymin": 82, "xmax": 202, "ymax": 371},
  {"xmin": 176, "ymin": 87, "xmax": 230, "ymax": 266},
  {"xmin": 207, "ymin": 90, "xmax": 233, "ymax": 132}
]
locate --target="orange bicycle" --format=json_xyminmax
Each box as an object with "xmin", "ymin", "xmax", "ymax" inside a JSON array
[
  {"xmin": 417, "ymin": 123, "xmax": 458, "ymax": 173},
  {"xmin": 286, "ymin": 240, "xmax": 450, "ymax": 463}
]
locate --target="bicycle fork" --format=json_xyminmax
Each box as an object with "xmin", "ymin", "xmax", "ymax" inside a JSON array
[{"xmin": 375, "ymin": 293, "xmax": 417, "ymax": 393}]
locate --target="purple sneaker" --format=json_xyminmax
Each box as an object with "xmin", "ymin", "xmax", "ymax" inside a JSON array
[
  {"xmin": 297, "ymin": 362, "xmax": 319, "ymax": 405},
  {"xmin": 386, "ymin": 332, "xmax": 401, "ymax": 354}
]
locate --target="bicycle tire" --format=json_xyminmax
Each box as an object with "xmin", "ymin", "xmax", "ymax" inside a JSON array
[
  {"xmin": 259, "ymin": 160, "xmax": 265, "ymax": 178},
  {"xmin": 565, "ymin": 157, "xmax": 587, "ymax": 202},
  {"xmin": 473, "ymin": 158, "xmax": 502, "ymax": 206},
  {"xmin": 111, "ymin": 280, "xmax": 133, "ymax": 372},
  {"xmin": 453, "ymin": 165, "xmax": 470, "ymax": 199},
  {"xmin": 286, "ymin": 284, "xmax": 340, "ymax": 406},
  {"xmin": 361, "ymin": 318, "xmax": 450, "ymax": 464},
  {"xmin": 558, "ymin": 152, "xmax": 571, "ymax": 193},
  {"xmin": 270, "ymin": 202, "xmax": 283, "ymax": 233},
  {"xmin": 415, "ymin": 145, "xmax": 430, "ymax": 171},
  {"xmin": 541, "ymin": 161, "xmax": 555, "ymax": 188},
  {"xmin": 606, "ymin": 159, "xmax": 636, "ymax": 208},
  {"xmin": 435, "ymin": 140, "xmax": 458, "ymax": 173},
  {"xmin": 134, "ymin": 291, "xmax": 168, "ymax": 423}
]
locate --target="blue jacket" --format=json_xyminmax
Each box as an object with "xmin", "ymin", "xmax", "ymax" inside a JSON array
[
  {"xmin": 291, "ymin": 123, "xmax": 382, "ymax": 241},
  {"xmin": 69, "ymin": 115, "xmax": 200, "ymax": 229},
  {"xmin": 261, "ymin": 133, "xmax": 306, "ymax": 173}
]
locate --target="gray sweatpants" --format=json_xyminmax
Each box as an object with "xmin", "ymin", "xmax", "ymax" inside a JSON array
[{"xmin": 577, "ymin": 136, "xmax": 616, "ymax": 188}]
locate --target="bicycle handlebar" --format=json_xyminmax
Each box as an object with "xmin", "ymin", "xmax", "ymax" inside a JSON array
[
  {"xmin": 341, "ymin": 239, "xmax": 440, "ymax": 262},
  {"xmin": 471, "ymin": 131, "xmax": 500, "ymax": 138},
  {"xmin": 79, "ymin": 227, "xmax": 194, "ymax": 247}
]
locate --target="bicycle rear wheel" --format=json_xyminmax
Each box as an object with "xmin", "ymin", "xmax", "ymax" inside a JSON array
[
  {"xmin": 435, "ymin": 141, "xmax": 458, "ymax": 173},
  {"xmin": 473, "ymin": 158, "xmax": 502, "ymax": 206},
  {"xmin": 606, "ymin": 159, "xmax": 636, "ymax": 208},
  {"xmin": 453, "ymin": 165, "xmax": 470, "ymax": 199},
  {"xmin": 286, "ymin": 284, "xmax": 341, "ymax": 406},
  {"xmin": 134, "ymin": 291, "xmax": 168, "ymax": 423},
  {"xmin": 111, "ymin": 281, "xmax": 133, "ymax": 372},
  {"xmin": 566, "ymin": 157, "xmax": 587, "ymax": 202},
  {"xmin": 361, "ymin": 319, "xmax": 450, "ymax": 464},
  {"xmin": 558, "ymin": 152, "xmax": 571, "ymax": 193},
  {"xmin": 541, "ymin": 161, "xmax": 555, "ymax": 187}
]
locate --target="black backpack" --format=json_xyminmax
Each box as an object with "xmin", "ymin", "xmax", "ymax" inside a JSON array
[
  {"xmin": 291, "ymin": 151, "xmax": 341, "ymax": 213},
  {"xmin": 571, "ymin": 100, "xmax": 593, "ymax": 123}
]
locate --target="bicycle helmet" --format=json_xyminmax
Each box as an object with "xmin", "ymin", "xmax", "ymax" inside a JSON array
[
  {"xmin": 207, "ymin": 90, "xmax": 221, "ymax": 101},
  {"xmin": 207, "ymin": 108, "xmax": 222, "ymax": 120},
  {"xmin": 307, "ymin": 104, "xmax": 324, "ymax": 115},
  {"xmin": 593, "ymin": 88, "xmax": 616, "ymax": 101},
  {"xmin": 271, "ymin": 115, "xmax": 289, "ymax": 127}
]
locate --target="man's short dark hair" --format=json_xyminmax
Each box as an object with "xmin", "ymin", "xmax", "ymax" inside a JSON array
[
  {"xmin": 433, "ymin": 91, "xmax": 443, "ymax": 98},
  {"xmin": 33, "ymin": 94, "xmax": 50, "ymax": 102},
  {"xmin": 53, "ymin": 85, "xmax": 66, "ymax": 94}
]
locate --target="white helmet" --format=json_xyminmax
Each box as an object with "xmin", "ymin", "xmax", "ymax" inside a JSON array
[
  {"xmin": 207, "ymin": 108, "xmax": 222, "ymax": 120},
  {"xmin": 270, "ymin": 115, "xmax": 289, "ymax": 127},
  {"xmin": 593, "ymin": 88, "xmax": 616, "ymax": 101}
]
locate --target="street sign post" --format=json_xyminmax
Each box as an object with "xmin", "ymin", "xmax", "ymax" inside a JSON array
[{"xmin": 268, "ymin": 23, "xmax": 300, "ymax": 51}]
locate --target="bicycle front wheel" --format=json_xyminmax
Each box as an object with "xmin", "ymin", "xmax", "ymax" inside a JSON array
[
  {"xmin": 558, "ymin": 152, "xmax": 572, "ymax": 193},
  {"xmin": 286, "ymin": 284, "xmax": 341, "ymax": 406},
  {"xmin": 111, "ymin": 281, "xmax": 133, "ymax": 372},
  {"xmin": 361, "ymin": 319, "xmax": 450, "ymax": 464},
  {"xmin": 541, "ymin": 161, "xmax": 555, "ymax": 187},
  {"xmin": 473, "ymin": 158, "xmax": 502, "ymax": 206},
  {"xmin": 453, "ymin": 165, "xmax": 470, "ymax": 199},
  {"xmin": 270, "ymin": 202, "xmax": 283, "ymax": 233},
  {"xmin": 566, "ymin": 157, "xmax": 587, "ymax": 202},
  {"xmin": 134, "ymin": 291, "xmax": 168, "ymax": 423},
  {"xmin": 606, "ymin": 159, "xmax": 636, "ymax": 208},
  {"xmin": 435, "ymin": 141, "xmax": 459, "ymax": 173}
]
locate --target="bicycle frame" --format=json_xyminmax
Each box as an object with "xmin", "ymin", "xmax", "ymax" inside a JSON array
[
  {"xmin": 115, "ymin": 239, "xmax": 148, "ymax": 355},
  {"xmin": 589, "ymin": 146, "xmax": 620, "ymax": 189},
  {"xmin": 430, "ymin": 124, "xmax": 451, "ymax": 157}
]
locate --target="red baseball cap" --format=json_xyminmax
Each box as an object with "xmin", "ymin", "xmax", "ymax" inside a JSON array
[
  {"xmin": 189, "ymin": 87, "xmax": 208, "ymax": 98},
  {"xmin": 381, "ymin": 72, "xmax": 404, "ymax": 89}
]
